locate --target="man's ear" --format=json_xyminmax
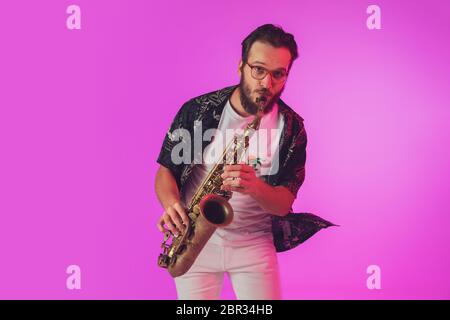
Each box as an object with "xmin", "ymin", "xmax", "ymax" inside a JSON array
[{"xmin": 238, "ymin": 60, "xmax": 243, "ymax": 77}]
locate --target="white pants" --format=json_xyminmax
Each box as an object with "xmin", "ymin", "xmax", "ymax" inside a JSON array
[{"xmin": 174, "ymin": 233, "xmax": 281, "ymax": 300}]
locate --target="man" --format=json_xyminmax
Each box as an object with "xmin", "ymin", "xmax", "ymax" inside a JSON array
[{"xmin": 155, "ymin": 24, "xmax": 333, "ymax": 300}]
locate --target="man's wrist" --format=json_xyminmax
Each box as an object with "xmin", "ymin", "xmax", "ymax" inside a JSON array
[{"xmin": 250, "ymin": 178, "xmax": 271, "ymax": 200}]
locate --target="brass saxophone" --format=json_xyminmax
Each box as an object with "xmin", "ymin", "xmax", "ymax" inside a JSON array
[{"xmin": 158, "ymin": 105, "xmax": 264, "ymax": 278}]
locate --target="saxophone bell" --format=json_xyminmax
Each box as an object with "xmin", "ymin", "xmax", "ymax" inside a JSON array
[{"xmin": 199, "ymin": 194, "xmax": 234, "ymax": 227}]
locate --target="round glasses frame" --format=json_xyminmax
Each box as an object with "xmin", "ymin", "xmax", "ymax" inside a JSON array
[{"xmin": 245, "ymin": 62, "xmax": 289, "ymax": 84}]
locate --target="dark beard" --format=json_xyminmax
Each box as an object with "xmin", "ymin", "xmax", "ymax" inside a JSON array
[{"xmin": 238, "ymin": 72, "xmax": 284, "ymax": 115}]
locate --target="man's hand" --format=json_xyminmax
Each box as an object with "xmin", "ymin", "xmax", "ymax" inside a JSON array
[
  {"xmin": 156, "ymin": 201, "xmax": 190, "ymax": 237},
  {"xmin": 220, "ymin": 163, "xmax": 261, "ymax": 196},
  {"xmin": 220, "ymin": 163, "xmax": 295, "ymax": 216}
]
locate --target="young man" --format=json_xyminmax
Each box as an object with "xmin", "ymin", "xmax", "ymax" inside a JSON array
[{"xmin": 155, "ymin": 24, "xmax": 332, "ymax": 299}]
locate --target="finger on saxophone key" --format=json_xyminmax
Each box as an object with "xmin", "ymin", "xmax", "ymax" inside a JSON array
[
  {"xmin": 156, "ymin": 215, "xmax": 168, "ymax": 233},
  {"xmin": 173, "ymin": 202, "xmax": 190, "ymax": 227},
  {"xmin": 166, "ymin": 206, "xmax": 185, "ymax": 235},
  {"xmin": 162, "ymin": 212, "xmax": 179, "ymax": 236}
]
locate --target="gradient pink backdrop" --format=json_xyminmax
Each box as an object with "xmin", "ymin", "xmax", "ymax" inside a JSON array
[{"xmin": 0, "ymin": 0, "xmax": 449, "ymax": 299}]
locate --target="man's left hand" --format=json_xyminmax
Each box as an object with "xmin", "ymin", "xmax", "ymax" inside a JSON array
[{"xmin": 220, "ymin": 163, "xmax": 261, "ymax": 196}]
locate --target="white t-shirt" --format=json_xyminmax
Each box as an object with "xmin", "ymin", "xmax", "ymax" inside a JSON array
[{"xmin": 182, "ymin": 99, "xmax": 285, "ymax": 245}]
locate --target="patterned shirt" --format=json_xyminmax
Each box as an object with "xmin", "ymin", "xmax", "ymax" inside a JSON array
[{"xmin": 157, "ymin": 85, "xmax": 335, "ymax": 252}]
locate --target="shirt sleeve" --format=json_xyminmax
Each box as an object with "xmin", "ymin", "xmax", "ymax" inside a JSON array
[
  {"xmin": 277, "ymin": 123, "xmax": 307, "ymax": 198},
  {"xmin": 156, "ymin": 101, "xmax": 192, "ymax": 179}
]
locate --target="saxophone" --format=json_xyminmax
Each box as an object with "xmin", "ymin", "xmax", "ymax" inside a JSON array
[{"xmin": 157, "ymin": 104, "xmax": 264, "ymax": 278}]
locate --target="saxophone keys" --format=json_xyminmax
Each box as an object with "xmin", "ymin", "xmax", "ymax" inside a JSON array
[
  {"xmin": 163, "ymin": 231, "xmax": 171, "ymax": 241},
  {"xmin": 193, "ymin": 205, "xmax": 200, "ymax": 216},
  {"xmin": 157, "ymin": 254, "xmax": 170, "ymax": 268}
]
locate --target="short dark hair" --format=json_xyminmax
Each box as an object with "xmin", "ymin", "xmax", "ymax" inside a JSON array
[{"xmin": 241, "ymin": 24, "xmax": 299, "ymax": 70}]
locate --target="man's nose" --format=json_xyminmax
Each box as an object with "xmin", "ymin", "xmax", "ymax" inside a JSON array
[{"xmin": 260, "ymin": 73, "xmax": 273, "ymax": 90}]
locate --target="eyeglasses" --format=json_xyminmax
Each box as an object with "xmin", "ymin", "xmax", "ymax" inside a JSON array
[{"xmin": 245, "ymin": 62, "xmax": 288, "ymax": 83}]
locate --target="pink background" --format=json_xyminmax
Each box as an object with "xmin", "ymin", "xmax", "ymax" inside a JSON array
[{"xmin": 0, "ymin": 0, "xmax": 449, "ymax": 299}]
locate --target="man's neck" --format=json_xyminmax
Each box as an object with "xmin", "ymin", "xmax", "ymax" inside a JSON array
[{"xmin": 230, "ymin": 87, "xmax": 252, "ymax": 117}]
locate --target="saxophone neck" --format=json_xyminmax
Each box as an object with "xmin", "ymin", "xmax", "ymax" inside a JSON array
[{"xmin": 247, "ymin": 108, "xmax": 263, "ymax": 131}]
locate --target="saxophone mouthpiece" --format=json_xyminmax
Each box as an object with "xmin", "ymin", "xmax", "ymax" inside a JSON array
[
  {"xmin": 255, "ymin": 96, "xmax": 268, "ymax": 115},
  {"xmin": 255, "ymin": 96, "xmax": 267, "ymax": 103}
]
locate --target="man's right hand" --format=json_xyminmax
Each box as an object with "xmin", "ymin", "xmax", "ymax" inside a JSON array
[{"xmin": 156, "ymin": 201, "xmax": 190, "ymax": 237}]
